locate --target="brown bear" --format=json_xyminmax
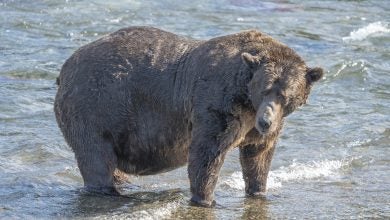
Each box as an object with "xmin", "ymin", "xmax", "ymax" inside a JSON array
[{"xmin": 54, "ymin": 26, "xmax": 323, "ymax": 207}]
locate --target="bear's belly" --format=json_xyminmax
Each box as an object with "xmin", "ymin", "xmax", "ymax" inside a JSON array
[
  {"xmin": 122, "ymin": 138, "xmax": 190, "ymax": 176},
  {"xmin": 118, "ymin": 107, "xmax": 192, "ymax": 175},
  {"xmin": 134, "ymin": 143, "xmax": 189, "ymax": 175}
]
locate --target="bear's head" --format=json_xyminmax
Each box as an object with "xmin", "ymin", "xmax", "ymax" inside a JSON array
[{"xmin": 241, "ymin": 51, "xmax": 323, "ymax": 135}]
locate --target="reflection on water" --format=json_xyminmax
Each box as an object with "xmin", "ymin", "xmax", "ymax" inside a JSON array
[
  {"xmin": 0, "ymin": 0, "xmax": 389, "ymax": 219},
  {"xmin": 241, "ymin": 198, "xmax": 270, "ymax": 220},
  {"xmin": 172, "ymin": 205, "xmax": 217, "ymax": 220}
]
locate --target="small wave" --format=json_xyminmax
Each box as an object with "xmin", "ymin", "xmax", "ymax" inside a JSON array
[
  {"xmin": 220, "ymin": 159, "xmax": 351, "ymax": 191},
  {"xmin": 343, "ymin": 21, "xmax": 390, "ymax": 41},
  {"xmin": 346, "ymin": 139, "xmax": 371, "ymax": 148},
  {"xmin": 17, "ymin": 98, "xmax": 53, "ymax": 114},
  {"xmin": 0, "ymin": 69, "xmax": 57, "ymax": 80},
  {"xmin": 333, "ymin": 60, "xmax": 368, "ymax": 77}
]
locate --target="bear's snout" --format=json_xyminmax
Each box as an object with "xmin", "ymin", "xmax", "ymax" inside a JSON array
[
  {"xmin": 258, "ymin": 117, "xmax": 272, "ymax": 131},
  {"xmin": 255, "ymin": 102, "xmax": 280, "ymax": 135}
]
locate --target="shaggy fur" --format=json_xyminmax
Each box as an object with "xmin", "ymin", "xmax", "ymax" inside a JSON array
[{"xmin": 54, "ymin": 26, "xmax": 323, "ymax": 207}]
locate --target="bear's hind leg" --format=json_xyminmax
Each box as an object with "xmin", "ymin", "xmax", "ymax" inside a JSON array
[{"xmin": 69, "ymin": 132, "xmax": 120, "ymax": 196}]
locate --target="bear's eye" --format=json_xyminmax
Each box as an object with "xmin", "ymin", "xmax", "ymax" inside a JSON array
[
  {"xmin": 277, "ymin": 91, "xmax": 287, "ymax": 104},
  {"xmin": 261, "ymin": 89, "xmax": 271, "ymax": 96}
]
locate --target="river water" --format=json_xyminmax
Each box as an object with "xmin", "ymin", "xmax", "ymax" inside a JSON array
[{"xmin": 0, "ymin": 0, "xmax": 389, "ymax": 219}]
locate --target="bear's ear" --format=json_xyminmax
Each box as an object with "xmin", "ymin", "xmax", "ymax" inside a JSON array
[
  {"xmin": 306, "ymin": 67, "xmax": 324, "ymax": 84},
  {"xmin": 241, "ymin": 52, "xmax": 261, "ymax": 69}
]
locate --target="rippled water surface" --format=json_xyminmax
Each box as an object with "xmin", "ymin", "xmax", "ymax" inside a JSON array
[{"xmin": 1, "ymin": 0, "xmax": 389, "ymax": 219}]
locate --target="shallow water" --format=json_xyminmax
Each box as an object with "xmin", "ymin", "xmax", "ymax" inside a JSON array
[{"xmin": 0, "ymin": 0, "xmax": 389, "ymax": 219}]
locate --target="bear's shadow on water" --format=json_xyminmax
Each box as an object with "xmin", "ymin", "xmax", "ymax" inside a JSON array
[{"xmin": 63, "ymin": 186, "xmax": 186, "ymax": 219}]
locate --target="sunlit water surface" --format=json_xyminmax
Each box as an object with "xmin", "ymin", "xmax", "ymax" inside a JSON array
[{"xmin": 0, "ymin": 0, "xmax": 389, "ymax": 219}]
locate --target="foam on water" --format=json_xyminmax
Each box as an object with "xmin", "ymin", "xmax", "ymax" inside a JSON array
[
  {"xmin": 343, "ymin": 21, "xmax": 389, "ymax": 41},
  {"xmin": 346, "ymin": 139, "xmax": 371, "ymax": 148},
  {"xmin": 220, "ymin": 159, "xmax": 352, "ymax": 191},
  {"xmin": 269, "ymin": 159, "xmax": 348, "ymax": 183}
]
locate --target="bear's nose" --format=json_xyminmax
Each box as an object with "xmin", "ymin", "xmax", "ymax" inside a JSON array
[{"xmin": 258, "ymin": 118, "xmax": 272, "ymax": 130}]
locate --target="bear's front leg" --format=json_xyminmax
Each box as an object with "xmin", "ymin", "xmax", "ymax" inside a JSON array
[
  {"xmin": 188, "ymin": 113, "xmax": 240, "ymax": 207},
  {"xmin": 188, "ymin": 136, "xmax": 229, "ymax": 207},
  {"xmin": 239, "ymin": 141, "xmax": 276, "ymax": 196}
]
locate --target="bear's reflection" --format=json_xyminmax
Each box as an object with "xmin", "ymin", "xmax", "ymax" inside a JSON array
[
  {"xmin": 241, "ymin": 197, "xmax": 270, "ymax": 219},
  {"xmin": 63, "ymin": 188, "xmax": 270, "ymax": 219}
]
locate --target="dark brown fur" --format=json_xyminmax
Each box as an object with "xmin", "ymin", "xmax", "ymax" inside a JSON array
[{"xmin": 54, "ymin": 26, "xmax": 323, "ymax": 206}]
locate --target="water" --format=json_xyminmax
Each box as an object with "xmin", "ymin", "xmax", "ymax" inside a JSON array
[{"xmin": 0, "ymin": 0, "xmax": 389, "ymax": 219}]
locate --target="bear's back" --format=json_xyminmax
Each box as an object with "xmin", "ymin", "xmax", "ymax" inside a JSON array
[{"xmin": 58, "ymin": 27, "xmax": 200, "ymax": 89}]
